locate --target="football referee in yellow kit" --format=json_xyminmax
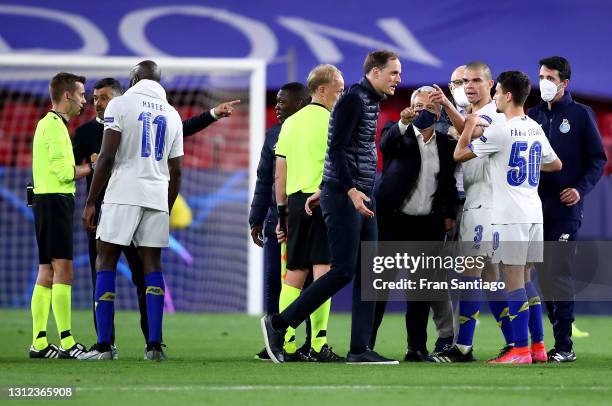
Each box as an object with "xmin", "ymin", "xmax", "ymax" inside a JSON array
[{"xmin": 29, "ymin": 72, "xmax": 93, "ymax": 359}]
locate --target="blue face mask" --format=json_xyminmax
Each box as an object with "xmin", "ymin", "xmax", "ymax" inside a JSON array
[{"xmin": 412, "ymin": 109, "xmax": 437, "ymax": 130}]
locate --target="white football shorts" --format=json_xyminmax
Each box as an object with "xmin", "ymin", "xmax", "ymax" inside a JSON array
[
  {"xmin": 459, "ymin": 206, "xmax": 493, "ymax": 257},
  {"xmin": 96, "ymin": 203, "xmax": 169, "ymax": 248},
  {"xmin": 491, "ymin": 223, "xmax": 543, "ymax": 266}
]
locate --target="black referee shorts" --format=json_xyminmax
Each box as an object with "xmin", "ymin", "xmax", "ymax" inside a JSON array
[
  {"xmin": 286, "ymin": 192, "xmax": 330, "ymax": 269},
  {"xmin": 33, "ymin": 193, "xmax": 74, "ymax": 264}
]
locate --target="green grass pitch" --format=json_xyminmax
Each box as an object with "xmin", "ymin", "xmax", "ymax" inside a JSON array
[{"xmin": 1, "ymin": 309, "xmax": 611, "ymax": 405}]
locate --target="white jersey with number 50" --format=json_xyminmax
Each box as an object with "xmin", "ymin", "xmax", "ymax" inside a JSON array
[
  {"xmin": 103, "ymin": 79, "xmax": 184, "ymax": 212},
  {"xmin": 470, "ymin": 115, "xmax": 557, "ymax": 225}
]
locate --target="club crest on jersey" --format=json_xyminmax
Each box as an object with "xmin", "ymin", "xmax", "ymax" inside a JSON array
[{"xmin": 559, "ymin": 119, "xmax": 570, "ymax": 134}]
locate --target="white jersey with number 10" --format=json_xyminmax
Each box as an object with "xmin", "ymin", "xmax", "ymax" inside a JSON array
[{"xmin": 103, "ymin": 79, "xmax": 184, "ymax": 213}]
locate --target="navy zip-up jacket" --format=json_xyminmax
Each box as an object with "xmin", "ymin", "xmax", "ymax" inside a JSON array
[
  {"xmin": 528, "ymin": 91, "xmax": 607, "ymax": 220},
  {"xmin": 248, "ymin": 124, "xmax": 281, "ymax": 237},
  {"xmin": 323, "ymin": 77, "xmax": 383, "ymax": 194}
]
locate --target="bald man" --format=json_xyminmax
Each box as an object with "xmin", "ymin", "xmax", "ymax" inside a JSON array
[{"xmin": 80, "ymin": 60, "xmax": 183, "ymax": 361}]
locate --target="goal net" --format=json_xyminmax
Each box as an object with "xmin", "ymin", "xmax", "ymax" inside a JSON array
[{"xmin": 0, "ymin": 55, "xmax": 265, "ymax": 315}]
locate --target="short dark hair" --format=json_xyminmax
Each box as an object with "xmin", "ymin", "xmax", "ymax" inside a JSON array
[
  {"xmin": 93, "ymin": 77, "xmax": 122, "ymax": 95},
  {"xmin": 363, "ymin": 50, "xmax": 399, "ymax": 74},
  {"xmin": 279, "ymin": 81, "xmax": 310, "ymax": 102},
  {"xmin": 496, "ymin": 71, "xmax": 531, "ymax": 106},
  {"xmin": 49, "ymin": 72, "xmax": 86, "ymax": 104},
  {"xmin": 539, "ymin": 56, "xmax": 571, "ymax": 81},
  {"xmin": 465, "ymin": 61, "xmax": 493, "ymax": 81},
  {"xmin": 280, "ymin": 81, "xmax": 308, "ymax": 94}
]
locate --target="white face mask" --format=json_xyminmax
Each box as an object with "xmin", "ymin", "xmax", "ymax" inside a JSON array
[
  {"xmin": 452, "ymin": 86, "xmax": 470, "ymax": 107},
  {"xmin": 540, "ymin": 79, "xmax": 561, "ymax": 102}
]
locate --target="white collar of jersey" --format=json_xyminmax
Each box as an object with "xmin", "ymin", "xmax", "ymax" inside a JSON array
[
  {"xmin": 95, "ymin": 116, "xmax": 104, "ymax": 124},
  {"xmin": 124, "ymin": 79, "xmax": 167, "ymax": 101}
]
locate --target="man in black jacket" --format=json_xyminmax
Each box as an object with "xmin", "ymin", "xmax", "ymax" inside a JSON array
[
  {"xmin": 261, "ymin": 50, "xmax": 401, "ymax": 364},
  {"xmin": 248, "ymin": 82, "xmax": 310, "ymax": 360},
  {"xmin": 372, "ymin": 86, "xmax": 458, "ymax": 360},
  {"xmin": 73, "ymin": 77, "xmax": 239, "ymax": 356}
]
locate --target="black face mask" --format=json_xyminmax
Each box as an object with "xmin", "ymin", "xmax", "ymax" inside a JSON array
[{"xmin": 412, "ymin": 109, "xmax": 437, "ymax": 130}]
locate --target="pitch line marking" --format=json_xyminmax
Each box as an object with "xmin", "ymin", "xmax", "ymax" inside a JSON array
[{"xmin": 77, "ymin": 385, "xmax": 612, "ymax": 392}]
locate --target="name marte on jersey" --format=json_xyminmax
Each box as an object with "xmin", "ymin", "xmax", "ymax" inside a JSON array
[{"xmin": 142, "ymin": 101, "xmax": 166, "ymax": 112}]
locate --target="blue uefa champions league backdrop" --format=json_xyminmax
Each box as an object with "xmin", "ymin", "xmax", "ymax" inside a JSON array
[{"xmin": 0, "ymin": 0, "xmax": 611, "ymax": 98}]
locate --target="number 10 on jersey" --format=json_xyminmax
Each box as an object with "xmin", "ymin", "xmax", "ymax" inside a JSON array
[{"xmin": 138, "ymin": 112, "xmax": 167, "ymax": 161}]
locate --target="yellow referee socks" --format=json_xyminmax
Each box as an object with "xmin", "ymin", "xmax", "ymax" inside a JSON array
[
  {"xmin": 310, "ymin": 298, "xmax": 331, "ymax": 352},
  {"xmin": 279, "ymin": 283, "xmax": 301, "ymax": 353},
  {"xmin": 31, "ymin": 284, "xmax": 52, "ymax": 350},
  {"xmin": 51, "ymin": 284, "xmax": 76, "ymax": 349}
]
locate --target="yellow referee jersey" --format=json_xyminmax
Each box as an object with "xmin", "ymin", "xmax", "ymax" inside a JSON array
[
  {"xmin": 32, "ymin": 111, "xmax": 75, "ymax": 195},
  {"xmin": 274, "ymin": 103, "xmax": 330, "ymax": 195}
]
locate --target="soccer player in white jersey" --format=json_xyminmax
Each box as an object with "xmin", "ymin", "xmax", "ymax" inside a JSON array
[
  {"xmin": 427, "ymin": 62, "xmax": 512, "ymax": 363},
  {"xmin": 79, "ymin": 60, "xmax": 184, "ymax": 361},
  {"xmin": 454, "ymin": 71, "xmax": 562, "ymax": 364}
]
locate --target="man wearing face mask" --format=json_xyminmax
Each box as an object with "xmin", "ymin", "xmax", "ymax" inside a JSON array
[
  {"xmin": 528, "ymin": 56, "xmax": 607, "ymax": 363},
  {"xmin": 436, "ymin": 65, "xmax": 470, "ymax": 238},
  {"xmin": 428, "ymin": 62, "xmax": 522, "ymax": 363},
  {"xmin": 373, "ymin": 86, "xmax": 459, "ymax": 360},
  {"xmin": 436, "ymin": 65, "xmax": 469, "ymax": 138}
]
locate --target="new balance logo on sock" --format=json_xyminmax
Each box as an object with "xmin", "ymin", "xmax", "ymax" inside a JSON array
[{"xmin": 146, "ymin": 287, "xmax": 164, "ymax": 295}]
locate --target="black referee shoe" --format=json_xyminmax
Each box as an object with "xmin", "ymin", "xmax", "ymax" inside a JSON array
[
  {"xmin": 284, "ymin": 349, "xmax": 312, "ymax": 362},
  {"xmin": 58, "ymin": 342, "xmax": 87, "ymax": 359},
  {"xmin": 547, "ymin": 348, "xmax": 577, "ymax": 363},
  {"xmin": 346, "ymin": 349, "xmax": 399, "ymax": 365},
  {"xmin": 308, "ymin": 344, "xmax": 345, "ymax": 362},
  {"xmin": 260, "ymin": 315, "xmax": 285, "ymax": 364},
  {"xmin": 29, "ymin": 344, "xmax": 59, "ymax": 359}
]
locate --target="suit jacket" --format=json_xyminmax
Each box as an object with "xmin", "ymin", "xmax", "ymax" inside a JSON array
[{"xmin": 375, "ymin": 121, "xmax": 458, "ymax": 219}]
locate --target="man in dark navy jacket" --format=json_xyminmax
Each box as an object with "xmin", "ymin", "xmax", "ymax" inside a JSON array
[
  {"xmin": 528, "ymin": 56, "xmax": 607, "ymax": 363},
  {"xmin": 248, "ymin": 82, "xmax": 309, "ymax": 360},
  {"xmin": 261, "ymin": 50, "xmax": 402, "ymax": 364},
  {"xmin": 371, "ymin": 86, "xmax": 458, "ymax": 359}
]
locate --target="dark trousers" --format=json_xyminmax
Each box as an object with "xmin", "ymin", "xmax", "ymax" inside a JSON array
[
  {"xmin": 281, "ymin": 182, "xmax": 377, "ymax": 352},
  {"xmin": 371, "ymin": 212, "xmax": 445, "ymax": 351},
  {"xmin": 263, "ymin": 233, "xmax": 281, "ymax": 314},
  {"xmin": 538, "ymin": 218, "xmax": 580, "ymax": 352},
  {"xmin": 88, "ymin": 232, "xmax": 149, "ymax": 344},
  {"xmin": 264, "ymin": 228, "xmax": 312, "ymax": 345}
]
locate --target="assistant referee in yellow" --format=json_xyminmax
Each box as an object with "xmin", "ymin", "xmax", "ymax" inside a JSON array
[{"xmin": 30, "ymin": 72, "xmax": 93, "ymax": 359}]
